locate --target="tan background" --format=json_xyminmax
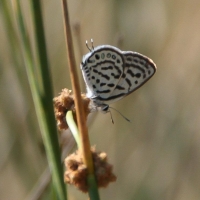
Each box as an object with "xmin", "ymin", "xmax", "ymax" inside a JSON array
[{"xmin": 1, "ymin": 0, "xmax": 200, "ymax": 199}]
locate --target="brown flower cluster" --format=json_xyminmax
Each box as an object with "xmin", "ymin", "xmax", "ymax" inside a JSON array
[
  {"xmin": 53, "ymin": 88, "xmax": 90, "ymax": 130},
  {"xmin": 64, "ymin": 147, "xmax": 117, "ymax": 192}
]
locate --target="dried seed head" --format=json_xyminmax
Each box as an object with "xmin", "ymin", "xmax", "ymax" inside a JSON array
[
  {"xmin": 64, "ymin": 147, "xmax": 117, "ymax": 192},
  {"xmin": 53, "ymin": 88, "xmax": 90, "ymax": 130}
]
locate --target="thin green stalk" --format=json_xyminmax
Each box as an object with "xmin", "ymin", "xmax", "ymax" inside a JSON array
[
  {"xmin": 13, "ymin": 1, "xmax": 66, "ymax": 199},
  {"xmin": 87, "ymin": 175, "xmax": 100, "ymax": 200},
  {"xmin": 66, "ymin": 111, "xmax": 81, "ymax": 148},
  {"xmin": 30, "ymin": 1, "xmax": 67, "ymax": 199},
  {"xmin": 1, "ymin": 1, "xmax": 21, "ymax": 67}
]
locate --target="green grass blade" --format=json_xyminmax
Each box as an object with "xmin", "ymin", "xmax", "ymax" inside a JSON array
[{"xmin": 14, "ymin": 0, "xmax": 66, "ymax": 199}]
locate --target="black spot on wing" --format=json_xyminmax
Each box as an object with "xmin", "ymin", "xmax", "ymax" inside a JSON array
[
  {"xmin": 111, "ymin": 73, "xmax": 120, "ymax": 79},
  {"xmin": 99, "ymin": 72, "xmax": 110, "ymax": 80},
  {"xmin": 96, "ymin": 89, "xmax": 111, "ymax": 94},
  {"xmin": 122, "ymin": 73, "xmax": 126, "ymax": 78},
  {"xmin": 112, "ymin": 55, "xmax": 116, "ymax": 59},
  {"xmin": 125, "ymin": 78, "xmax": 132, "ymax": 87},
  {"xmin": 107, "ymin": 53, "xmax": 111, "ymax": 58},
  {"xmin": 125, "ymin": 64, "xmax": 146, "ymax": 74},
  {"xmin": 100, "ymin": 83, "xmax": 106, "ymax": 87},
  {"xmin": 114, "ymin": 65, "xmax": 122, "ymax": 75},
  {"xmin": 135, "ymin": 73, "xmax": 141, "ymax": 78},
  {"xmin": 127, "ymin": 57, "xmax": 132, "ymax": 62},
  {"xmin": 127, "ymin": 69, "xmax": 135, "ymax": 77},
  {"xmin": 116, "ymin": 85, "xmax": 125, "ymax": 90},
  {"xmin": 92, "ymin": 69, "xmax": 110, "ymax": 80},
  {"xmin": 98, "ymin": 93, "xmax": 126, "ymax": 101},
  {"xmin": 95, "ymin": 54, "xmax": 100, "ymax": 59},
  {"xmin": 140, "ymin": 60, "xmax": 145, "ymax": 65},
  {"xmin": 101, "ymin": 66, "xmax": 113, "ymax": 70},
  {"xmin": 88, "ymin": 59, "xmax": 94, "ymax": 63},
  {"xmin": 84, "ymin": 69, "xmax": 89, "ymax": 74},
  {"xmin": 145, "ymin": 63, "xmax": 149, "ymax": 69},
  {"xmin": 107, "ymin": 83, "xmax": 115, "ymax": 87}
]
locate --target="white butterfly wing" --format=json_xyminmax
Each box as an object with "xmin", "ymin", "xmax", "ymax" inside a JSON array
[
  {"xmin": 81, "ymin": 46, "xmax": 124, "ymax": 101},
  {"xmin": 81, "ymin": 45, "xmax": 156, "ymax": 109},
  {"xmin": 109, "ymin": 52, "xmax": 156, "ymax": 101}
]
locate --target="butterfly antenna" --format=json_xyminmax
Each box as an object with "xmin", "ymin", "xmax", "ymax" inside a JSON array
[
  {"xmin": 86, "ymin": 40, "xmax": 92, "ymax": 52},
  {"xmin": 108, "ymin": 108, "xmax": 114, "ymax": 124},
  {"xmin": 91, "ymin": 38, "xmax": 94, "ymax": 50},
  {"xmin": 109, "ymin": 106, "xmax": 131, "ymax": 122}
]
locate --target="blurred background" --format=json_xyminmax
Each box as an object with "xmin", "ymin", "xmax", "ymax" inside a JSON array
[{"xmin": 1, "ymin": 0, "xmax": 200, "ymax": 199}]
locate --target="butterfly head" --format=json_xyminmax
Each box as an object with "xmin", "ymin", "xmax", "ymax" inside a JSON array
[{"xmin": 91, "ymin": 99, "xmax": 110, "ymax": 113}]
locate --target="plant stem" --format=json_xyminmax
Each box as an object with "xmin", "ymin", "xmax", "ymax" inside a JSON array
[
  {"xmin": 66, "ymin": 111, "xmax": 81, "ymax": 148},
  {"xmin": 61, "ymin": 0, "xmax": 100, "ymax": 199},
  {"xmin": 14, "ymin": 1, "xmax": 66, "ymax": 199}
]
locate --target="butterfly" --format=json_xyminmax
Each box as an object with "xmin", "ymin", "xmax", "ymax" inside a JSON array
[{"xmin": 80, "ymin": 41, "xmax": 156, "ymax": 113}]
